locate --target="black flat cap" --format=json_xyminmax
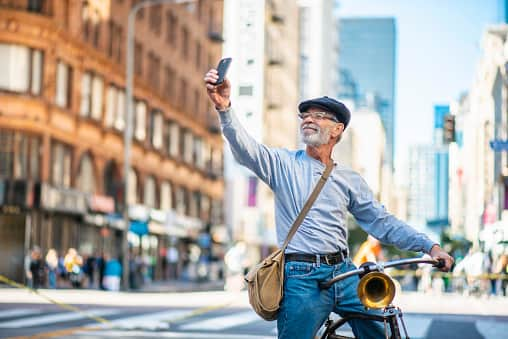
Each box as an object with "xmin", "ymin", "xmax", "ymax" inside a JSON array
[{"xmin": 298, "ymin": 96, "xmax": 351, "ymax": 128}]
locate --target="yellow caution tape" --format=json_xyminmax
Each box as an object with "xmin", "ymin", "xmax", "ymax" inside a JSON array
[
  {"xmin": 386, "ymin": 269, "xmax": 508, "ymax": 280},
  {"xmin": 0, "ymin": 274, "xmax": 110, "ymax": 325}
]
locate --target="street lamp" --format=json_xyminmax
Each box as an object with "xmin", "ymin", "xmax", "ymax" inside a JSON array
[{"xmin": 123, "ymin": 0, "xmax": 195, "ymax": 291}]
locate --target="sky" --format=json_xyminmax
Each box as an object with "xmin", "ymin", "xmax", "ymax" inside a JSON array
[{"xmin": 336, "ymin": 0, "xmax": 504, "ymax": 180}]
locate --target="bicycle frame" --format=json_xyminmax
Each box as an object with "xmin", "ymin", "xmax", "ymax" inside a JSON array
[{"xmin": 318, "ymin": 257, "xmax": 443, "ymax": 339}]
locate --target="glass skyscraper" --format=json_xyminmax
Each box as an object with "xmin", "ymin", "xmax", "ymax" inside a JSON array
[{"xmin": 337, "ymin": 18, "xmax": 396, "ymax": 168}]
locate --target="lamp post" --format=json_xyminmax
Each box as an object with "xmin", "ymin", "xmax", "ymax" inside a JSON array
[{"xmin": 123, "ymin": 0, "xmax": 194, "ymax": 291}]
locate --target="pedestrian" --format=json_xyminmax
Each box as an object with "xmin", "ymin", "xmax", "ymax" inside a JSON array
[
  {"xmin": 64, "ymin": 248, "xmax": 83, "ymax": 288},
  {"xmin": 352, "ymin": 235, "xmax": 385, "ymax": 267},
  {"xmin": 103, "ymin": 254, "xmax": 122, "ymax": 291},
  {"xmin": 204, "ymin": 68, "xmax": 454, "ymax": 339},
  {"xmin": 29, "ymin": 246, "xmax": 44, "ymax": 289},
  {"xmin": 45, "ymin": 248, "xmax": 59, "ymax": 289}
]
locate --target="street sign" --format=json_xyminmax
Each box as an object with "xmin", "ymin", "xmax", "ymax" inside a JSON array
[{"xmin": 489, "ymin": 139, "xmax": 508, "ymax": 151}]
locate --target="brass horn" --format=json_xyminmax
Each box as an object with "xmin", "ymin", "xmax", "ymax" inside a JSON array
[{"xmin": 357, "ymin": 271, "xmax": 395, "ymax": 309}]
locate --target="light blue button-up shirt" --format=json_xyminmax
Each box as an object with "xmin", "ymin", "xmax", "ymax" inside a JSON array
[{"xmin": 219, "ymin": 108, "xmax": 436, "ymax": 255}]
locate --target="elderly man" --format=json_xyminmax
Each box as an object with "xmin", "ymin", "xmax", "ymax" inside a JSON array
[{"xmin": 204, "ymin": 68, "xmax": 454, "ymax": 339}]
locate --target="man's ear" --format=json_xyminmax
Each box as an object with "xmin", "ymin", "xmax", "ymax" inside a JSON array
[{"xmin": 332, "ymin": 123, "xmax": 345, "ymax": 139}]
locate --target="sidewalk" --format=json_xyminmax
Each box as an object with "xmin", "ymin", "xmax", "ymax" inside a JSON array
[{"xmin": 137, "ymin": 279, "xmax": 226, "ymax": 293}]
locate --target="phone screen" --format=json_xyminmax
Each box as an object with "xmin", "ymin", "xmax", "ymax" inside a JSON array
[{"xmin": 216, "ymin": 57, "xmax": 232, "ymax": 85}]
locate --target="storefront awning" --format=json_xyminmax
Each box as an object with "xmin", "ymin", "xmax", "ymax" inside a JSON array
[{"xmin": 130, "ymin": 220, "xmax": 149, "ymax": 236}]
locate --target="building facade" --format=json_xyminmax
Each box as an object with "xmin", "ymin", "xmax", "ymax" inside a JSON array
[
  {"xmin": 0, "ymin": 0, "xmax": 225, "ymax": 284},
  {"xmin": 222, "ymin": 0, "xmax": 300, "ymax": 265},
  {"xmin": 452, "ymin": 25, "xmax": 508, "ymax": 249}
]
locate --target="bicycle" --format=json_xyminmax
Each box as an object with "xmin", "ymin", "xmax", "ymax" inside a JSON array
[{"xmin": 316, "ymin": 257, "xmax": 445, "ymax": 339}]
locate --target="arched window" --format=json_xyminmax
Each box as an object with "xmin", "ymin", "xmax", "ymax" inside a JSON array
[{"xmin": 77, "ymin": 153, "xmax": 95, "ymax": 193}]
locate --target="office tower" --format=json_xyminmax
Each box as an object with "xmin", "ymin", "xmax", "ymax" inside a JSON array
[{"xmin": 337, "ymin": 18, "xmax": 396, "ymax": 168}]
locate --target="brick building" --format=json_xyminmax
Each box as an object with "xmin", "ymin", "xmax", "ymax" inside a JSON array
[{"xmin": 0, "ymin": 0, "xmax": 225, "ymax": 284}]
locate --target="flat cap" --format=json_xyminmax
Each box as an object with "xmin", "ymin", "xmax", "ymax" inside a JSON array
[{"xmin": 298, "ymin": 96, "xmax": 351, "ymax": 128}]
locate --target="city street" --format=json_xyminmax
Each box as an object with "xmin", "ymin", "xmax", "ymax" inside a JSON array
[{"xmin": 0, "ymin": 288, "xmax": 507, "ymax": 339}]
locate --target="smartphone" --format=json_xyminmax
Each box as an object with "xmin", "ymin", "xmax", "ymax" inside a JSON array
[{"xmin": 216, "ymin": 57, "xmax": 232, "ymax": 85}]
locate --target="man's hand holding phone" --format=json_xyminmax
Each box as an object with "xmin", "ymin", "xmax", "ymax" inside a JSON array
[{"xmin": 204, "ymin": 58, "xmax": 232, "ymax": 111}]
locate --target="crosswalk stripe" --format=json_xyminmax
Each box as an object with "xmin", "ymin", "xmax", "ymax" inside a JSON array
[
  {"xmin": 0, "ymin": 308, "xmax": 120, "ymax": 328},
  {"xmin": 93, "ymin": 309, "xmax": 197, "ymax": 330},
  {"xmin": 0, "ymin": 309, "xmax": 42, "ymax": 319},
  {"xmin": 395, "ymin": 314, "xmax": 433, "ymax": 338},
  {"xmin": 80, "ymin": 330, "xmax": 275, "ymax": 339},
  {"xmin": 179, "ymin": 311, "xmax": 260, "ymax": 331}
]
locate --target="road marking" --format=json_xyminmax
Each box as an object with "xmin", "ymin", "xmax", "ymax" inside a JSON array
[
  {"xmin": 179, "ymin": 311, "xmax": 260, "ymax": 331},
  {"xmin": 398, "ymin": 314, "xmax": 433, "ymax": 338},
  {"xmin": 0, "ymin": 309, "xmax": 119, "ymax": 328},
  {"xmin": 0, "ymin": 309, "xmax": 42, "ymax": 319},
  {"xmin": 74, "ymin": 330, "xmax": 275, "ymax": 339},
  {"xmin": 476, "ymin": 319, "xmax": 508, "ymax": 339},
  {"xmin": 91, "ymin": 309, "xmax": 197, "ymax": 330}
]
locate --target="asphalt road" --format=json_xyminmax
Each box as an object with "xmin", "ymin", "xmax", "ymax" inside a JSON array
[{"xmin": 0, "ymin": 288, "xmax": 507, "ymax": 339}]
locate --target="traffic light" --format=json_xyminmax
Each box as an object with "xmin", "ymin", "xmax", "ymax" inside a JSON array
[{"xmin": 443, "ymin": 114, "xmax": 455, "ymax": 143}]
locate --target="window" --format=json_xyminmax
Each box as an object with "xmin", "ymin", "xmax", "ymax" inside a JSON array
[
  {"xmin": 149, "ymin": 5, "xmax": 162, "ymax": 35},
  {"xmin": 181, "ymin": 27, "xmax": 189, "ymax": 58},
  {"xmin": 179, "ymin": 78, "xmax": 187, "ymax": 109},
  {"xmin": 134, "ymin": 41, "xmax": 143, "ymax": 76},
  {"xmin": 105, "ymin": 85, "xmax": 126, "ymax": 130},
  {"xmin": 29, "ymin": 137, "xmax": 40, "ymax": 180},
  {"xmin": 163, "ymin": 66, "xmax": 175, "ymax": 100},
  {"xmin": 77, "ymin": 154, "xmax": 95, "ymax": 193},
  {"xmin": 183, "ymin": 130, "xmax": 193, "ymax": 164},
  {"xmin": 147, "ymin": 52, "xmax": 161, "ymax": 92},
  {"xmin": 195, "ymin": 41, "xmax": 202, "ymax": 69},
  {"xmin": 168, "ymin": 122, "xmax": 180, "ymax": 158},
  {"xmin": 0, "ymin": 130, "xmax": 14, "ymax": 177},
  {"xmin": 189, "ymin": 191, "xmax": 198, "ymax": 218},
  {"xmin": 14, "ymin": 133, "xmax": 28, "ymax": 179},
  {"xmin": 134, "ymin": 100, "xmax": 147, "ymax": 141},
  {"xmin": 127, "ymin": 169, "xmax": 138, "ymax": 205},
  {"xmin": 174, "ymin": 186, "xmax": 185, "ymax": 215},
  {"xmin": 150, "ymin": 110, "xmax": 163, "ymax": 149},
  {"xmin": 0, "ymin": 44, "xmax": 43, "ymax": 95},
  {"xmin": 194, "ymin": 136, "xmax": 203, "ymax": 169},
  {"xmin": 193, "ymin": 88, "xmax": 200, "ymax": 117},
  {"xmin": 105, "ymin": 85, "xmax": 116, "ymax": 127},
  {"xmin": 160, "ymin": 181, "xmax": 172, "ymax": 210},
  {"xmin": 200, "ymin": 194, "xmax": 210, "ymax": 221},
  {"xmin": 51, "ymin": 141, "xmax": 72, "ymax": 188},
  {"xmin": 165, "ymin": 11, "xmax": 177, "ymax": 45},
  {"xmin": 202, "ymin": 141, "xmax": 211, "ymax": 173},
  {"xmin": 0, "ymin": 131, "xmax": 41, "ymax": 180},
  {"xmin": 80, "ymin": 71, "xmax": 104, "ymax": 120},
  {"xmin": 144, "ymin": 176, "xmax": 157, "ymax": 208},
  {"xmin": 55, "ymin": 61, "xmax": 72, "ymax": 108}
]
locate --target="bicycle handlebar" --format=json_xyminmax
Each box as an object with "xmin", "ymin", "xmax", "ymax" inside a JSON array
[{"xmin": 319, "ymin": 257, "xmax": 445, "ymax": 290}]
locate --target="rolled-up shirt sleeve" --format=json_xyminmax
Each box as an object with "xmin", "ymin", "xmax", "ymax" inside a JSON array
[
  {"xmin": 218, "ymin": 108, "xmax": 281, "ymax": 190},
  {"xmin": 347, "ymin": 174, "xmax": 437, "ymax": 254}
]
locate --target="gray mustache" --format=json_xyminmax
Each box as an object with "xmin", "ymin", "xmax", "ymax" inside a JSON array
[{"xmin": 301, "ymin": 123, "xmax": 320, "ymax": 130}]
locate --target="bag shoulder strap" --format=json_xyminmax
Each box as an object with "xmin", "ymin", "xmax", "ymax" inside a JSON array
[{"xmin": 281, "ymin": 160, "xmax": 334, "ymax": 251}]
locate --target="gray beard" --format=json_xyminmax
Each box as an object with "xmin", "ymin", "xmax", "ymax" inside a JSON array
[{"xmin": 300, "ymin": 124, "xmax": 331, "ymax": 146}]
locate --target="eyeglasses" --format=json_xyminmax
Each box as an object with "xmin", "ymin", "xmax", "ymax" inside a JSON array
[{"xmin": 298, "ymin": 111, "xmax": 339, "ymax": 122}]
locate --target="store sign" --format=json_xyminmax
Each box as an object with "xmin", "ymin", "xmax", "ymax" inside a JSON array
[
  {"xmin": 88, "ymin": 194, "xmax": 115, "ymax": 214},
  {"xmin": 490, "ymin": 139, "xmax": 508, "ymax": 152},
  {"xmin": 38, "ymin": 183, "xmax": 87, "ymax": 215},
  {"xmin": 128, "ymin": 204, "xmax": 150, "ymax": 221}
]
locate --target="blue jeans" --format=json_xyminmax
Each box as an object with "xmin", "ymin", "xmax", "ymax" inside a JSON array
[{"xmin": 277, "ymin": 258, "xmax": 386, "ymax": 339}]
